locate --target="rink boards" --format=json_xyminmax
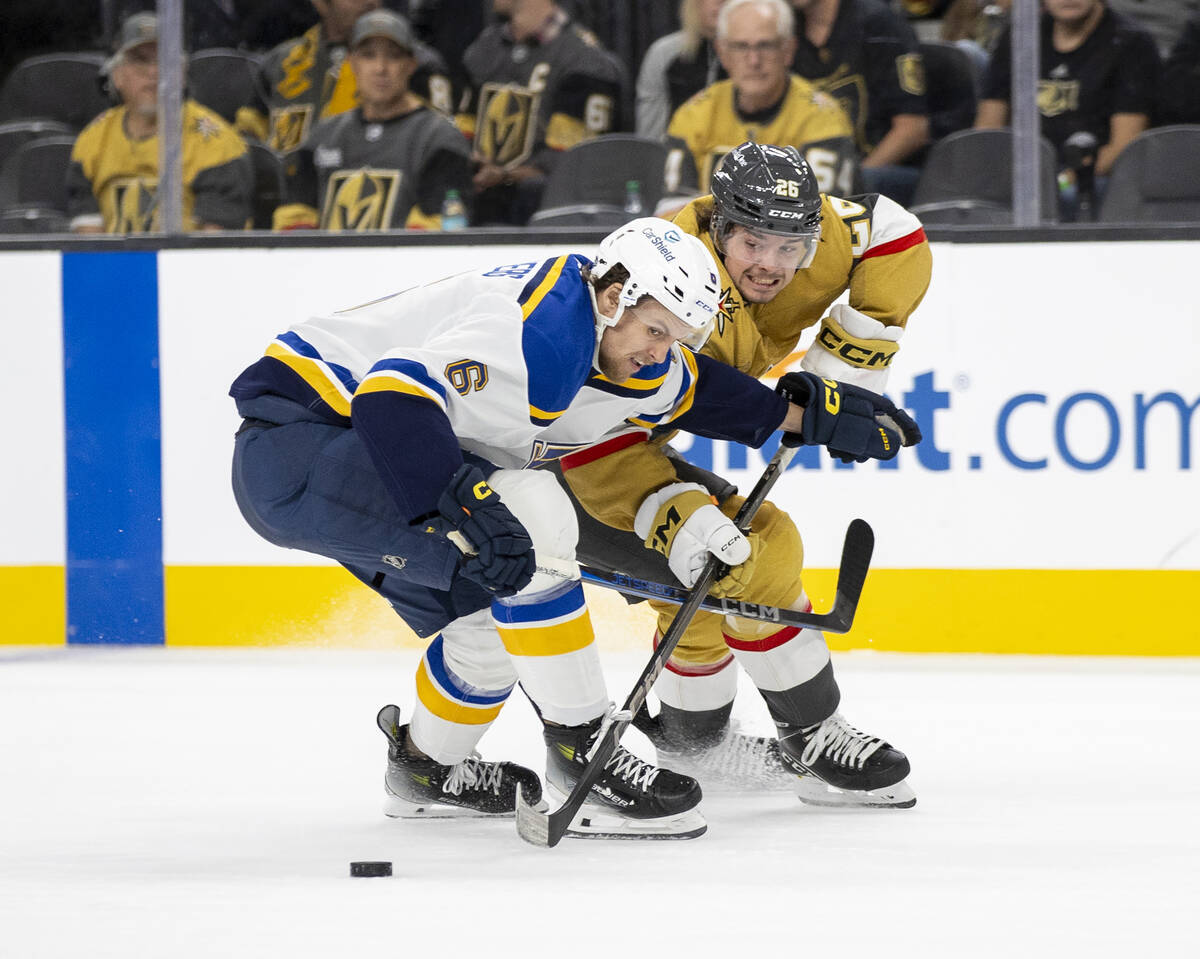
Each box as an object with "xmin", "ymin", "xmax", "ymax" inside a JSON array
[{"xmin": 2, "ymin": 240, "xmax": 1197, "ymax": 654}]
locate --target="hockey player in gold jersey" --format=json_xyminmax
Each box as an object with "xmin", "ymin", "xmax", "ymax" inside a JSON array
[
  {"xmin": 66, "ymin": 13, "xmax": 252, "ymax": 234},
  {"xmin": 665, "ymin": 0, "xmax": 860, "ymax": 196},
  {"xmin": 554, "ymin": 141, "xmax": 931, "ymax": 807}
]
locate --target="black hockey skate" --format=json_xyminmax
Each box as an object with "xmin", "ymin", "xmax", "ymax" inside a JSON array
[
  {"xmin": 634, "ymin": 703, "xmax": 795, "ymax": 790},
  {"xmin": 544, "ymin": 715, "xmax": 707, "ymax": 839},
  {"xmin": 377, "ymin": 705, "xmax": 545, "ymax": 818},
  {"xmin": 777, "ymin": 711, "xmax": 916, "ymax": 808}
]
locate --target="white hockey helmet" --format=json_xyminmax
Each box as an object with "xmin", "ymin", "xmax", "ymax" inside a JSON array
[{"xmin": 590, "ymin": 217, "xmax": 721, "ymax": 350}]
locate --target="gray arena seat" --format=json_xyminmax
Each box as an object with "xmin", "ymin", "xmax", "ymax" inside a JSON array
[
  {"xmin": 910, "ymin": 128, "xmax": 1058, "ymax": 224},
  {"xmin": 187, "ymin": 48, "xmax": 261, "ymax": 125},
  {"xmin": 537, "ymin": 134, "xmax": 667, "ymax": 213},
  {"xmin": 1097, "ymin": 125, "xmax": 1200, "ymax": 224},
  {"xmin": 0, "ymin": 52, "xmax": 110, "ymax": 129}
]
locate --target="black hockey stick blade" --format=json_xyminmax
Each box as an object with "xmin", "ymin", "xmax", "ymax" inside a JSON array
[{"xmin": 577, "ymin": 521, "xmax": 872, "ymax": 635}]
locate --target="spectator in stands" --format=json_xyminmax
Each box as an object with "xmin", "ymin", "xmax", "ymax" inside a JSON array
[
  {"xmin": 939, "ymin": 0, "xmax": 1011, "ymax": 80},
  {"xmin": 974, "ymin": 0, "xmax": 1160, "ymax": 217},
  {"xmin": 457, "ymin": 0, "xmax": 626, "ymax": 225},
  {"xmin": 272, "ymin": 9, "xmax": 473, "ymax": 231},
  {"xmin": 636, "ymin": 0, "xmax": 729, "ymax": 140},
  {"xmin": 789, "ymin": 0, "xmax": 930, "ymax": 204},
  {"xmin": 664, "ymin": 0, "xmax": 859, "ymax": 197},
  {"xmin": 1158, "ymin": 11, "xmax": 1200, "ymax": 123},
  {"xmin": 65, "ymin": 13, "xmax": 252, "ymax": 234},
  {"xmin": 237, "ymin": 0, "xmax": 456, "ymax": 153}
]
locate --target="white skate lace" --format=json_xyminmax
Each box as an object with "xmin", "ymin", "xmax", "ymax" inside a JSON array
[
  {"xmin": 590, "ymin": 703, "xmax": 659, "ymax": 792},
  {"xmin": 442, "ymin": 752, "xmax": 505, "ymax": 796},
  {"xmin": 800, "ymin": 713, "xmax": 884, "ymax": 770},
  {"xmin": 605, "ymin": 747, "xmax": 660, "ymax": 791}
]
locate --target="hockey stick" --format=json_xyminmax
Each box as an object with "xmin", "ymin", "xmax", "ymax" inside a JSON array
[
  {"xmin": 576, "ymin": 562, "xmax": 866, "ymax": 634},
  {"xmin": 515, "ymin": 445, "xmax": 873, "ymax": 848}
]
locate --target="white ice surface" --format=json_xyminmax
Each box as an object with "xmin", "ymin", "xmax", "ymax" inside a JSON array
[{"xmin": 1, "ymin": 645, "xmax": 1197, "ymax": 958}]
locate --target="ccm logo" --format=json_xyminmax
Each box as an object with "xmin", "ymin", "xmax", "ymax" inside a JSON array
[{"xmin": 817, "ymin": 327, "xmax": 896, "ymax": 368}]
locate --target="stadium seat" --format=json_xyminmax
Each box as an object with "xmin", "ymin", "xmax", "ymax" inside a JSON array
[
  {"xmin": 910, "ymin": 128, "xmax": 1058, "ymax": 224},
  {"xmin": 246, "ymin": 141, "xmax": 283, "ymax": 230},
  {"xmin": 0, "ymin": 205, "xmax": 70, "ymax": 234},
  {"xmin": 0, "ymin": 118, "xmax": 74, "ymax": 172},
  {"xmin": 537, "ymin": 134, "xmax": 667, "ymax": 212},
  {"xmin": 528, "ymin": 203, "xmax": 632, "ymax": 227},
  {"xmin": 0, "ymin": 52, "xmax": 110, "ymax": 129},
  {"xmin": 187, "ymin": 48, "xmax": 261, "ymax": 125},
  {"xmin": 1096, "ymin": 125, "xmax": 1200, "ymax": 224},
  {"xmin": 918, "ymin": 42, "xmax": 978, "ymax": 143},
  {"xmin": 0, "ymin": 135, "xmax": 77, "ymax": 211}
]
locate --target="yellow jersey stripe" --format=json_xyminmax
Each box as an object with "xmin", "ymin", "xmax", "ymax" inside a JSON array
[
  {"xmin": 356, "ymin": 371, "xmax": 448, "ymax": 412},
  {"xmin": 495, "ymin": 608, "xmax": 596, "ymax": 658},
  {"xmin": 265, "ymin": 341, "xmax": 352, "ymax": 417},
  {"xmin": 521, "ymin": 255, "xmax": 569, "ymax": 321},
  {"xmin": 415, "ymin": 662, "xmax": 505, "ymax": 725}
]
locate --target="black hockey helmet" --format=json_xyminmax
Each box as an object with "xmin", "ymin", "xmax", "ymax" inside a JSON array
[{"xmin": 709, "ymin": 142, "xmax": 823, "ymax": 264}]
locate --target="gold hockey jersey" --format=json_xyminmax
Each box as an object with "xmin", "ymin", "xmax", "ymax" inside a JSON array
[
  {"xmin": 65, "ymin": 100, "xmax": 251, "ymax": 233},
  {"xmin": 665, "ymin": 75, "xmax": 860, "ymax": 195},
  {"xmin": 560, "ymin": 191, "xmax": 931, "ymax": 530}
]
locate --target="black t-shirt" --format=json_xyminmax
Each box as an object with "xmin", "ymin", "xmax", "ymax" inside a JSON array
[
  {"xmin": 982, "ymin": 6, "xmax": 1161, "ymax": 157},
  {"xmin": 1159, "ymin": 14, "xmax": 1200, "ymax": 124},
  {"xmin": 792, "ymin": 0, "xmax": 928, "ymax": 153}
]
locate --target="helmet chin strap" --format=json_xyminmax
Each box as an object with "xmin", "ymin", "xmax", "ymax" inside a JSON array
[{"xmin": 588, "ymin": 281, "xmax": 630, "ymax": 370}]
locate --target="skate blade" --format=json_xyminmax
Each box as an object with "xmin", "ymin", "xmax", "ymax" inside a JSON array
[
  {"xmin": 547, "ymin": 784, "xmax": 708, "ymax": 841},
  {"xmin": 384, "ymin": 790, "xmax": 547, "ymax": 820},
  {"xmin": 792, "ymin": 776, "xmax": 917, "ymax": 809}
]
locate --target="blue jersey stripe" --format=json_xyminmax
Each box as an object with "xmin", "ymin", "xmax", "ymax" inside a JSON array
[
  {"xmin": 364, "ymin": 357, "xmax": 449, "ymax": 403},
  {"xmin": 425, "ymin": 637, "xmax": 515, "ymax": 704},
  {"xmin": 277, "ymin": 331, "xmax": 359, "ymax": 393},
  {"xmin": 491, "ymin": 581, "xmax": 587, "ymax": 625},
  {"xmin": 63, "ymin": 252, "xmax": 164, "ymax": 645}
]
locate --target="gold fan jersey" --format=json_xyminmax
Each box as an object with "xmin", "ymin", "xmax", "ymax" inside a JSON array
[
  {"xmin": 231, "ymin": 252, "xmax": 788, "ymax": 521},
  {"xmin": 65, "ymin": 100, "xmax": 252, "ymax": 233},
  {"xmin": 272, "ymin": 104, "xmax": 473, "ymax": 231},
  {"xmin": 456, "ymin": 13, "xmax": 624, "ymax": 170},
  {"xmin": 665, "ymin": 75, "xmax": 860, "ymax": 196},
  {"xmin": 238, "ymin": 24, "xmax": 457, "ymax": 153},
  {"xmin": 791, "ymin": 0, "xmax": 927, "ymax": 154},
  {"xmin": 559, "ymin": 190, "xmax": 930, "ymax": 530}
]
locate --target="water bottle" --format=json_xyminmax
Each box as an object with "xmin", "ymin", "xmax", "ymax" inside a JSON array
[
  {"xmin": 623, "ymin": 179, "xmax": 644, "ymax": 216},
  {"xmin": 441, "ymin": 189, "xmax": 467, "ymax": 231}
]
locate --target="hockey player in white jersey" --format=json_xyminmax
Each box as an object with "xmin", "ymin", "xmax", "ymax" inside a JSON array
[{"xmin": 230, "ymin": 218, "xmax": 919, "ymax": 839}]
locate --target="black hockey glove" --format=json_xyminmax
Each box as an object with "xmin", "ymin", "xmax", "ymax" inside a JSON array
[
  {"xmin": 428, "ymin": 464, "xmax": 535, "ymax": 596},
  {"xmin": 777, "ymin": 371, "xmax": 921, "ymax": 463}
]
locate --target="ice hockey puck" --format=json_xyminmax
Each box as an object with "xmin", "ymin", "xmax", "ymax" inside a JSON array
[{"xmin": 350, "ymin": 861, "xmax": 392, "ymax": 878}]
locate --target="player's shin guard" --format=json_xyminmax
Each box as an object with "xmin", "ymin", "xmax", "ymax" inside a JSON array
[
  {"xmin": 492, "ymin": 579, "xmax": 608, "ymax": 726},
  {"xmin": 409, "ymin": 611, "xmax": 518, "ymax": 765}
]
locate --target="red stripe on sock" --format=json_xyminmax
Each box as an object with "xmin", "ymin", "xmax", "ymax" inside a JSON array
[{"xmin": 724, "ymin": 625, "xmax": 802, "ymax": 652}]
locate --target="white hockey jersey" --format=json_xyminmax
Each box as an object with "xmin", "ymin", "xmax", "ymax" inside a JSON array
[{"xmin": 231, "ymin": 252, "xmax": 786, "ymax": 521}]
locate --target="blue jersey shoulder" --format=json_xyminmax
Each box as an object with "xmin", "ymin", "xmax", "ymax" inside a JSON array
[{"xmin": 518, "ymin": 254, "xmax": 596, "ymax": 426}]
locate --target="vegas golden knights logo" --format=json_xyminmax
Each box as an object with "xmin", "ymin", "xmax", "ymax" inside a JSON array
[
  {"xmin": 1037, "ymin": 80, "xmax": 1080, "ymax": 118},
  {"xmin": 321, "ymin": 168, "xmax": 402, "ymax": 231},
  {"xmin": 896, "ymin": 54, "xmax": 926, "ymax": 97},
  {"xmin": 110, "ymin": 177, "xmax": 158, "ymax": 233},
  {"xmin": 269, "ymin": 104, "xmax": 314, "ymax": 152},
  {"xmin": 475, "ymin": 84, "xmax": 539, "ymax": 167},
  {"xmin": 813, "ymin": 69, "xmax": 868, "ymax": 151}
]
